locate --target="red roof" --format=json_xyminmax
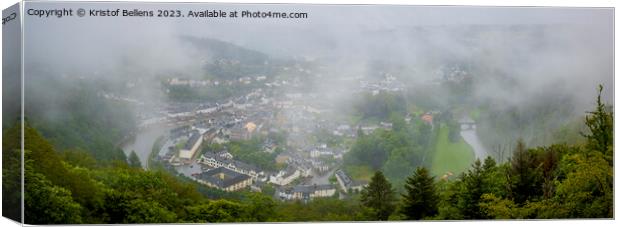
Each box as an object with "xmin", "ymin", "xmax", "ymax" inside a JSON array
[{"xmin": 421, "ymin": 114, "xmax": 433, "ymax": 123}]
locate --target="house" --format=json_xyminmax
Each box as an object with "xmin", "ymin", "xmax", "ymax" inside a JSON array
[
  {"xmin": 170, "ymin": 125, "xmax": 190, "ymax": 139},
  {"xmin": 228, "ymin": 123, "xmax": 250, "ymax": 141},
  {"xmin": 421, "ymin": 113, "xmax": 433, "ymax": 125},
  {"xmin": 348, "ymin": 180, "xmax": 367, "ymax": 193},
  {"xmin": 196, "ymin": 106, "xmax": 218, "ymax": 115},
  {"xmin": 359, "ymin": 125, "xmax": 378, "ymax": 135},
  {"xmin": 212, "ymin": 136, "xmax": 229, "ymax": 144},
  {"xmin": 200, "ymin": 152, "xmax": 225, "ymax": 167},
  {"xmin": 335, "ymin": 169, "xmax": 352, "ymax": 192},
  {"xmin": 277, "ymin": 187, "xmax": 294, "ymax": 200},
  {"xmin": 333, "ymin": 124, "xmax": 354, "ymax": 137},
  {"xmin": 211, "ymin": 128, "xmax": 230, "ymax": 144},
  {"xmin": 262, "ymin": 139, "xmax": 277, "ymax": 153},
  {"xmin": 168, "ymin": 155, "xmax": 182, "ymax": 166},
  {"xmin": 405, "ymin": 113, "xmax": 412, "ymax": 124},
  {"xmin": 195, "ymin": 167, "xmax": 252, "ymax": 192},
  {"xmin": 270, "ymin": 166, "xmax": 301, "ymax": 186},
  {"xmin": 250, "ymin": 185, "xmax": 262, "ymax": 192},
  {"xmin": 335, "ymin": 169, "xmax": 368, "ymax": 193},
  {"xmin": 216, "ymin": 150, "xmax": 233, "ymax": 159},
  {"xmin": 291, "ymin": 184, "xmax": 337, "ymax": 200},
  {"xmin": 244, "ymin": 122, "xmax": 257, "ymax": 138},
  {"xmin": 225, "ymin": 160, "xmax": 263, "ymax": 180},
  {"xmin": 333, "ymin": 150, "xmax": 344, "ymax": 160},
  {"xmin": 309, "ymin": 147, "xmax": 333, "ymax": 158},
  {"xmin": 287, "ymin": 154, "xmax": 312, "ymax": 177},
  {"xmin": 380, "ymin": 121, "xmax": 393, "ymax": 130},
  {"xmin": 459, "ymin": 116, "xmax": 476, "ymax": 130},
  {"xmin": 309, "ymin": 148, "xmax": 320, "ymax": 158},
  {"xmin": 199, "ymin": 153, "xmax": 263, "ymax": 180},
  {"xmin": 310, "ymin": 159, "xmax": 330, "ymax": 173},
  {"xmin": 297, "ymin": 163, "xmax": 313, "ymax": 177},
  {"xmin": 179, "ymin": 131, "xmax": 203, "ymax": 160},
  {"xmin": 337, "ymin": 124, "xmax": 351, "ymax": 131}
]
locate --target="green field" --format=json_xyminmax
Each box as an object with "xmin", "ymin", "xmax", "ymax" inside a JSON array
[
  {"xmin": 344, "ymin": 165, "xmax": 374, "ymax": 182},
  {"xmin": 431, "ymin": 125, "xmax": 475, "ymax": 177}
]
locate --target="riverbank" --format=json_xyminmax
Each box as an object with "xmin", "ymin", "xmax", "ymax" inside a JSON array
[{"xmin": 460, "ymin": 128, "xmax": 489, "ymax": 160}]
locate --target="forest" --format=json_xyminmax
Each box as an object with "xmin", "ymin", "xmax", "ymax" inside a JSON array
[{"xmin": 2, "ymin": 86, "xmax": 612, "ymax": 224}]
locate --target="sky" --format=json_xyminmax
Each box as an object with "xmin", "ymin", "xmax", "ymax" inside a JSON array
[{"xmin": 22, "ymin": 2, "xmax": 612, "ymax": 63}]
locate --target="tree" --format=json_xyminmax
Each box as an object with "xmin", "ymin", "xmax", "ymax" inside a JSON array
[
  {"xmin": 272, "ymin": 197, "xmax": 362, "ymax": 222},
  {"xmin": 582, "ymin": 85, "xmax": 613, "ymax": 163},
  {"xmin": 124, "ymin": 199, "xmax": 177, "ymax": 223},
  {"xmin": 435, "ymin": 178, "xmax": 464, "ymax": 220},
  {"xmin": 479, "ymin": 193, "xmax": 519, "ymax": 219},
  {"xmin": 553, "ymin": 88, "xmax": 614, "ymax": 218},
  {"xmin": 2, "ymin": 123, "xmax": 22, "ymax": 222},
  {"xmin": 184, "ymin": 200, "xmax": 247, "ymax": 222},
  {"xmin": 441, "ymin": 157, "xmax": 510, "ymax": 220},
  {"xmin": 24, "ymin": 157, "xmax": 83, "ymax": 224},
  {"xmin": 382, "ymin": 148, "xmax": 416, "ymax": 189},
  {"xmin": 128, "ymin": 150, "xmax": 142, "ymax": 168},
  {"xmin": 390, "ymin": 113, "xmax": 407, "ymax": 132},
  {"xmin": 508, "ymin": 140, "xmax": 543, "ymax": 204},
  {"xmin": 61, "ymin": 148, "xmax": 97, "ymax": 168},
  {"xmin": 360, "ymin": 171, "xmax": 397, "ymax": 220},
  {"xmin": 399, "ymin": 167, "xmax": 439, "ymax": 220},
  {"xmin": 537, "ymin": 146, "xmax": 561, "ymax": 199},
  {"xmin": 480, "ymin": 156, "xmax": 507, "ymax": 197},
  {"xmin": 457, "ymin": 159, "xmax": 486, "ymax": 219},
  {"xmin": 345, "ymin": 130, "xmax": 389, "ymax": 170},
  {"xmin": 554, "ymin": 151, "xmax": 612, "ymax": 218},
  {"xmin": 245, "ymin": 193, "xmax": 276, "ymax": 222}
]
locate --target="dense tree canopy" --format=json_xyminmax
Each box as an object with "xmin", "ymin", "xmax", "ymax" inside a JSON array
[
  {"xmin": 345, "ymin": 116, "xmax": 433, "ymax": 189},
  {"xmin": 360, "ymin": 171, "xmax": 397, "ymax": 220},
  {"xmin": 128, "ymin": 150, "xmax": 142, "ymax": 168},
  {"xmin": 399, "ymin": 167, "xmax": 439, "ymax": 220}
]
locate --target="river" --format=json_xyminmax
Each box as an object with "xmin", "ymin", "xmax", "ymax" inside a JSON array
[
  {"xmin": 459, "ymin": 116, "xmax": 489, "ymax": 160},
  {"xmin": 121, "ymin": 124, "xmax": 170, "ymax": 169}
]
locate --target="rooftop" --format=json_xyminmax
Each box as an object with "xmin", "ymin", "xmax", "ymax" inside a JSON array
[
  {"xmin": 197, "ymin": 167, "xmax": 251, "ymax": 189},
  {"xmin": 184, "ymin": 131, "xmax": 202, "ymax": 150},
  {"xmin": 335, "ymin": 169, "xmax": 353, "ymax": 186},
  {"xmin": 293, "ymin": 184, "xmax": 336, "ymax": 193},
  {"xmin": 281, "ymin": 165, "xmax": 298, "ymax": 178}
]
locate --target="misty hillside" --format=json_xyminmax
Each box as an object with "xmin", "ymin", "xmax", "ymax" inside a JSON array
[
  {"xmin": 181, "ymin": 36, "xmax": 269, "ymax": 64},
  {"xmin": 181, "ymin": 36, "xmax": 274, "ymax": 80}
]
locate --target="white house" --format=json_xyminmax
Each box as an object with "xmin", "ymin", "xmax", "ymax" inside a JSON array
[{"xmin": 270, "ymin": 166, "xmax": 301, "ymax": 186}]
